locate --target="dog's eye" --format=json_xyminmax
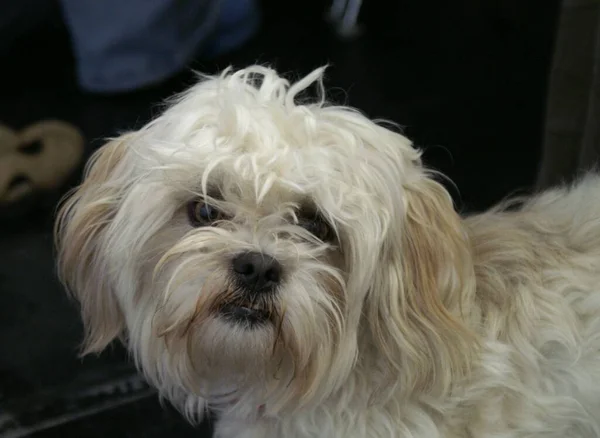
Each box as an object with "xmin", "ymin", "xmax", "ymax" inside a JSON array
[
  {"xmin": 300, "ymin": 215, "xmax": 334, "ymax": 242},
  {"xmin": 187, "ymin": 199, "xmax": 223, "ymax": 227}
]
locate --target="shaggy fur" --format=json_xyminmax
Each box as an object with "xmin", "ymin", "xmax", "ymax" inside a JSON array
[{"xmin": 55, "ymin": 66, "xmax": 600, "ymax": 437}]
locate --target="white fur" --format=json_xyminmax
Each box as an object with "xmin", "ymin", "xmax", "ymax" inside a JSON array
[{"xmin": 55, "ymin": 66, "xmax": 600, "ymax": 437}]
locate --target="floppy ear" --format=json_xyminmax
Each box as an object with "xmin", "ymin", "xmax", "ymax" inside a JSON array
[
  {"xmin": 367, "ymin": 176, "xmax": 478, "ymax": 397},
  {"xmin": 55, "ymin": 134, "xmax": 134, "ymax": 355}
]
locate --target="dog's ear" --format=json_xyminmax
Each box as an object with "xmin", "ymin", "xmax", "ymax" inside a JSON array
[
  {"xmin": 366, "ymin": 176, "xmax": 478, "ymax": 397},
  {"xmin": 55, "ymin": 134, "xmax": 134, "ymax": 355}
]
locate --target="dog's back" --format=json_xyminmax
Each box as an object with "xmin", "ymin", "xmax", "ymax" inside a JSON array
[{"xmin": 460, "ymin": 174, "xmax": 600, "ymax": 437}]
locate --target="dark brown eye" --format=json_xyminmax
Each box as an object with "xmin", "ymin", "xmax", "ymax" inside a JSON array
[
  {"xmin": 300, "ymin": 215, "xmax": 334, "ymax": 242},
  {"xmin": 187, "ymin": 199, "xmax": 223, "ymax": 227}
]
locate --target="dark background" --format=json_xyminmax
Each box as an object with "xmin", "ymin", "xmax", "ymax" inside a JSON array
[{"xmin": 0, "ymin": 1, "xmax": 560, "ymax": 437}]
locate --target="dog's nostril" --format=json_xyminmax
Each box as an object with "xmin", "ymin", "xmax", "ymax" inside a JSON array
[
  {"xmin": 234, "ymin": 260, "xmax": 255, "ymax": 277},
  {"xmin": 232, "ymin": 252, "xmax": 282, "ymax": 290},
  {"xmin": 264, "ymin": 265, "xmax": 281, "ymax": 283}
]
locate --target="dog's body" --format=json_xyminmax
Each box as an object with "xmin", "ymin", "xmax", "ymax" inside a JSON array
[{"xmin": 55, "ymin": 66, "xmax": 600, "ymax": 437}]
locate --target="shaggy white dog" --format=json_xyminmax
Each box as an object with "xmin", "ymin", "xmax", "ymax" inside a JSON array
[{"xmin": 55, "ymin": 66, "xmax": 600, "ymax": 437}]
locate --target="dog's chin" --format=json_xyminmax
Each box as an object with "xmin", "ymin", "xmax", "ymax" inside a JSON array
[{"xmin": 188, "ymin": 307, "xmax": 284, "ymax": 384}]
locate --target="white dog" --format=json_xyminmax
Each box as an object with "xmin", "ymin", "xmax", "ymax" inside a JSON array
[{"xmin": 55, "ymin": 66, "xmax": 600, "ymax": 437}]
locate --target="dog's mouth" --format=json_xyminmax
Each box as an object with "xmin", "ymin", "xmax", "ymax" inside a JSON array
[{"xmin": 219, "ymin": 303, "xmax": 270, "ymax": 326}]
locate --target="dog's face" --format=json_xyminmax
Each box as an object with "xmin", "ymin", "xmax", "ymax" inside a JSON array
[{"xmin": 55, "ymin": 67, "xmax": 477, "ymax": 416}]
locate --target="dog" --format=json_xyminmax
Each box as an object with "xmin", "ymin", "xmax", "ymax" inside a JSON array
[{"xmin": 55, "ymin": 66, "xmax": 600, "ymax": 437}]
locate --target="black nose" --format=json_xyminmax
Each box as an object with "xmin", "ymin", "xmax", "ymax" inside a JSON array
[{"xmin": 232, "ymin": 252, "xmax": 282, "ymax": 291}]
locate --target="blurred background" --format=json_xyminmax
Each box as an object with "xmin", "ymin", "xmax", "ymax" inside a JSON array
[{"xmin": 0, "ymin": 0, "xmax": 597, "ymax": 436}]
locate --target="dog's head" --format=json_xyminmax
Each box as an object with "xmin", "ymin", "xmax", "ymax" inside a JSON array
[{"xmin": 55, "ymin": 66, "xmax": 477, "ymax": 417}]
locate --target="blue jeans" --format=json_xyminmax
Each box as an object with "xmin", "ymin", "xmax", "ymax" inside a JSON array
[{"xmin": 57, "ymin": 0, "xmax": 259, "ymax": 92}]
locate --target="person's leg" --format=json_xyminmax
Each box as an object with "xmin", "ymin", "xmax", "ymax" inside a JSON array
[
  {"xmin": 537, "ymin": 0, "xmax": 600, "ymax": 189},
  {"xmin": 203, "ymin": 0, "xmax": 261, "ymax": 58},
  {"xmin": 59, "ymin": 0, "xmax": 259, "ymax": 94},
  {"xmin": 578, "ymin": 6, "xmax": 600, "ymax": 171}
]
